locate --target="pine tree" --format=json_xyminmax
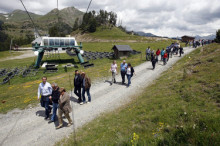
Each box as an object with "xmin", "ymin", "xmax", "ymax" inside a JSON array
[{"xmin": 215, "ymin": 29, "xmax": 220, "ymax": 43}]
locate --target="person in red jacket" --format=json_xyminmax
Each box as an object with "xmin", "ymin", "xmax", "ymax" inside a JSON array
[
  {"xmin": 163, "ymin": 51, "xmax": 168, "ymax": 65},
  {"xmin": 156, "ymin": 49, "xmax": 160, "ymax": 63}
]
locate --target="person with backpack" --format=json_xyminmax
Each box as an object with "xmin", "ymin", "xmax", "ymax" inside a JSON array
[
  {"xmin": 163, "ymin": 51, "xmax": 168, "ymax": 65},
  {"xmin": 126, "ymin": 63, "xmax": 135, "ymax": 87},
  {"xmin": 166, "ymin": 47, "xmax": 171, "ymax": 62},
  {"xmin": 156, "ymin": 49, "xmax": 160, "ymax": 63},
  {"xmin": 160, "ymin": 48, "xmax": 165, "ymax": 61}
]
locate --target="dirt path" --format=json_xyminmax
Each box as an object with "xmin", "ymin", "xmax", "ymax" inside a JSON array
[
  {"xmin": 0, "ymin": 47, "xmax": 195, "ymax": 146},
  {"xmin": 0, "ymin": 50, "xmax": 66, "ymax": 62}
]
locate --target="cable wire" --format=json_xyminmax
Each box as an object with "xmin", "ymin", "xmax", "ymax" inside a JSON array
[{"xmin": 20, "ymin": 0, "xmax": 41, "ymax": 38}]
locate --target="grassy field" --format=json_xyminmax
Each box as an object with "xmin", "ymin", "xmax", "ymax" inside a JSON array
[
  {"xmin": 56, "ymin": 43, "xmax": 220, "ymax": 145},
  {"xmin": 0, "ymin": 41, "xmax": 175, "ymax": 114},
  {"xmin": 0, "ymin": 50, "xmax": 23, "ymax": 60}
]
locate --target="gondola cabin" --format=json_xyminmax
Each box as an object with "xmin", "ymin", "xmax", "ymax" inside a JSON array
[
  {"xmin": 32, "ymin": 37, "xmax": 80, "ymax": 49},
  {"xmin": 32, "ymin": 37, "xmax": 84, "ymax": 68}
]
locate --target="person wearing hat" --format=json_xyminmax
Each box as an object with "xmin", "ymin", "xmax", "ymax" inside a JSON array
[{"xmin": 56, "ymin": 88, "xmax": 73, "ymax": 129}]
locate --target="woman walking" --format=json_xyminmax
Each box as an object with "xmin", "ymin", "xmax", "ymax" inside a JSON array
[
  {"xmin": 126, "ymin": 63, "xmax": 135, "ymax": 87},
  {"xmin": 56, "ymin": 88, "xmax": 73, "ymax": 129},
  {"xmin": 110, "ymin": 60, "xmax": 117, "ymax": 85}
]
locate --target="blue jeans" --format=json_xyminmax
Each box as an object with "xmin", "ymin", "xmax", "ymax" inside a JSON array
[
  {"xmin": 82, "ymin": 87, "xmax": 91, "ymax": 102},
  {"xmin": 127, "ymin": 74, "xmax": 131, "ymax": 86},
  {"xmin": 41, "ymin": 96, "xmax": 51, "ymax": 118},
  {"xmin": 51, "ymin": 103, "xmax": 58, "ymax": 121}
]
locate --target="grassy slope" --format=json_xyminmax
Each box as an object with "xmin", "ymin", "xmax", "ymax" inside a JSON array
[
  {"xmin": 56, "ymin": 44, "xmax": 220, "ymax": 145},
  {"xmin": 73, "ymin": 27, "xmax": 167, "ymax": 42},
  {"xmin": 0, "ymin": 40, "xmax": 174, "ymax": 113},
  {"xmin": 0, "ymin": 51, "xmax": 23, "ymax": 60}
]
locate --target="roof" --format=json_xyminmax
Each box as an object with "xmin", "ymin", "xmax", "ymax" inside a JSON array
[
  {"xmin": 112, "ymin": 45, "xmax": 133, "ymax": 52},
  {"xmin": 32, "ymin": 37, "xmax": 42, "ymax": 44},
  {"xmin": 181, "ymin": 35, "xmax": 195, "ymax": 39}
]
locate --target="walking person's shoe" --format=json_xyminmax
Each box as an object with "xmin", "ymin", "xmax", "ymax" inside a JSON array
[
  {"xmin": 56, "ymin": 124, "xmax": 63, "ymax": 129},
  {"xmin": 80, "ymin": 102, "xmax": 84, "ymax": 105},
  {"xmin": 48, "ymin": 120, "xmax": 54, "ymax": 124},
  {"xmin": 44, "ymin": 116, "xmax": 49, "ymax": 120},
  {"xmin": 67, "ymin": 122, "xmax": 73, "ymax": 127}
]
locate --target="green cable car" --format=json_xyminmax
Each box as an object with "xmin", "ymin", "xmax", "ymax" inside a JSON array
[{"xmin": 32, "ymin": 36, "xmax": 85, "ymax": 68}]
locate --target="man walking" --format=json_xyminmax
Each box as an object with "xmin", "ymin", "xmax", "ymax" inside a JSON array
[
  {"xmin": 156, "ymin": 49, "xmax": 160, "ymax": 63},
  {"xmin": 74, "ymin": 70, "xmax": 83, "ymax": 105},
  {"xmin": 163, "ymin": 51, "xmax": 168, "ymax": 65},
  {"xmin": 146, "ymin": 46, "xmax": 151, "ymax": 61},
  {"xmin": 151, "ymin": 54, "xmax": 157, "ymax": 70},
  {"xmin": 161, "ymin": 48, "xmax": 165, "ymax": 61},
  {"xmin": 38, "ymin": 76, "xmax": 52, "ymax": 120},
  {"xmin": 48, "ymin": 83, "xmax": 60, "ymax": 123},
  {"xmin": 81, "ymin": 72, "xmax": 92, "ymax": 104},
  {"xmin": 179, "ymin": 47, "xmax": 183, "ymax": 57},
  {"xmin": 56, "ymin": 88, "xmax": 73, "ymax": 129},
  {"xmin": 120, "ymin": 60, "xmax": 127, "ymax": 85}
]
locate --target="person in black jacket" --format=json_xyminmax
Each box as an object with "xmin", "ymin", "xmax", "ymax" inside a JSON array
[
  {"xmin": 179, "ymin": 47, "xmax": 183, "ymax": 57},
  {"xmin": 151, "ymin": 54, "xmax": 157, "ymax": 70},
  {"xmin": 74, "ymin": 70, "xmax": 83, "ymax": 104},
  {"xmin": 48, "ymin": 83, "xmax": 60, "ymax": 123}
]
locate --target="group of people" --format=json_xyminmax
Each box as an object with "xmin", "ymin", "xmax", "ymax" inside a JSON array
[
  {"xmin": 37, "ymin": 70, "xmax": 91, "ymax": 129},
  {"xmin": 146, "ymin": 43, "xmax": 184, "ymax": 70},
  {"xmin": 37, "ymin": 43, "xmax": 187, "ymax": 129},
  {"xmin": 110, "ymin": 60, "xmax": 135, "ymax": 87}
]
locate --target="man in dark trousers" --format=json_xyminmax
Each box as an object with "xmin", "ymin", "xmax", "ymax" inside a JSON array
[
  {"xmin": 120, "ymin": 60, "xmax": 127, "ymax": 85},
  {"xmin": 48, "ymin": 83, "xmax": 60, "ymax": 123},
  {"xmin": 151, "ymin": 54, "xmax": 157, "ymax": 70},
  {"xmin": 179, "ymin": 47, "xmax": 183, "ymax": 57},
  {"xmin": 74, "ymin": 70, "xmax": 83, "ymax": 104}
]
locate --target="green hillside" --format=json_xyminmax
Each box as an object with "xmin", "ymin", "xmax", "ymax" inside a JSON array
[
  {"xmin": 73, "ymin": 26, "xmax": 169, "ymax": 42},
  {"xmin": 1, "ymin": 7, "xmax": 84, "ymax": 38},
  {"xmin": 6, "ymin": 9, "xmax": 42, "ymax": 22}
]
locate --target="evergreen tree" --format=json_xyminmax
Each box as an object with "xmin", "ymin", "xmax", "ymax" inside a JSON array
[
  {"xmin": 215, "ymin": 29, "xmax": 220, "ymax": 43},
  {"xmin": 73, "ymin": 18, "xmax": 79, "ymax": 31}
]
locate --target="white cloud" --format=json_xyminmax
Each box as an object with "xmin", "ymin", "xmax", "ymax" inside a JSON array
[{"xmin": 0, "ymin": 0, "xmax": 219, "ymax": 37}]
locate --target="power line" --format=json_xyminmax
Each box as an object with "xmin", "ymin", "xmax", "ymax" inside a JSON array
[
  {"xmin": 20, "ymin": 0, "xmax": 41, "ymax": 38},
  {"xmin": 86, "ymin": 0, "xmax": 93, "ymax": 13}
]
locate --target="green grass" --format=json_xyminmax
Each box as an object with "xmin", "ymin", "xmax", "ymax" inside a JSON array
[
  {"xmin": 73, "ymin": 26, "xmax": 175, "ymax": 42},
  {"xmin": 0, "ymin": 41, "xmax": 174, "ymax": 113},
  {"xmin": 56, "ymin": 43, "xmax": 220, "ymax": 145},
  {"xmin": 0, "ymin": 50, "xmax": 23, "ymax": 60}
]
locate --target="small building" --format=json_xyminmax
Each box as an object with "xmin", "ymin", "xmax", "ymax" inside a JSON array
[
  {"xmin": 181, "ymin": 35, "xmax": 195, "ymax": 42},
  {"xmin": 112, "ymin": 45, "xmax": 133, "ymax": 59}
]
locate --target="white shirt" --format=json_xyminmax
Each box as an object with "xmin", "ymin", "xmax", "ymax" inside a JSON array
[
  {"xmin": 127, "ymin": 67, "xmax": 131, "ymax": 75},
  {"xmin": 111, "ymin": 64, "xmax": 117, "ymax": 73},
  {"xmin": 38, "ymin": 82, "xmax": 52, "ymax": 99}
]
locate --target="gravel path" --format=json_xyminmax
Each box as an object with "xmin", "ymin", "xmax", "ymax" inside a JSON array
[
  {"xmin": 0, "ymin": 47, "xmax": 194, "ymax": 146},
  {"xmin": 0, "ymin": 50, "xmax": 66, "ymax": 62}
]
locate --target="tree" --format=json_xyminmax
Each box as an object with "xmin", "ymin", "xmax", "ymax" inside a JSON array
[
  {"xmin": 88, "ymin": 18, "xmax": 97, "ymax": 32},
  {"xmin": 0, "ymin": 20, "xmax": 11, "ymax": 51},
  {"xmin": 215, "ymin": 29, "xmax": 220, "ymax": 43},
  {"xmin": 73, "ymin": 18, "xmax": 79, "ymax": 31},
  {"xmin": 49, "ymin": 26, "xmax": 59, "ymax": 37}
]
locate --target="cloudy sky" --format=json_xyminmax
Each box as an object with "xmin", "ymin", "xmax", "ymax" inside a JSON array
[{"xmin": 0, "ymin": 0, "xmax": 220, "ymax": 37}]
